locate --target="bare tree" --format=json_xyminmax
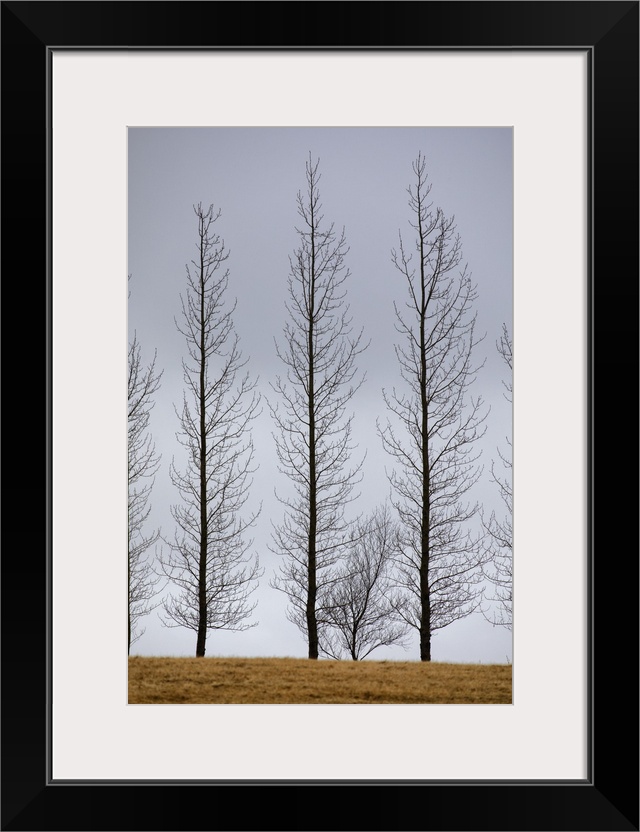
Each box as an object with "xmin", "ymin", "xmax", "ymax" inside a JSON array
[
  {"xmin": 378, "ymin": 153, "xmax": 488, "ymax": 662},
  {"xmin": 159, "ymin": 203, "xmax": 262, "ymax": 658},
  {"xmin": 128, "ymin": 279, "xmax": 163, "ymax": 654},
  {"xmin": 482, "ymin": 323, "xmax": 513, "ymax": 629},
  {"xmin": 320, "ymin": 505, "xmax": 411, "ymax": 661},
  {"xmin": 270, "ymin": 154, "xmax": 367, "ymax": 660}
]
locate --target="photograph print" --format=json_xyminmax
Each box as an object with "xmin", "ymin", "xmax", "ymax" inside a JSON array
[{"xmin": 127, "ymin": 127, "xmax": 513, "ymax": 704}]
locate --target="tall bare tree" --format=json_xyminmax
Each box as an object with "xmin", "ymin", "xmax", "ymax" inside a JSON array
[
  {"xmin": 482, "ymin": 323, "xmax": 513, "ymax": 629},
  {"xmin": 270, "ymin": 155, "xmax": 366, "ymax": 659},
  {"xmin": 128, "ymin": 279, "xmax": 163, "ymax": 654},
  {"xmin": 159, "ymin": 203, "xmax": 262, "ymax": 658},
  {"xmin": 379, "ymin": 153, "xmax": 488, "ymax": 662},
  {"xmin": 320, "ymin": 505, "xmax": 410, "ymax": 661}
]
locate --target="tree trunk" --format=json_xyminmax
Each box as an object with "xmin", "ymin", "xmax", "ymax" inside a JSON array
[
  {"xmin": 418, "ymin": 206, "xmax": 432, "ymax": 663},
  {"xmin": 196, "ymin": 219, "xmax": 208, "ymax": 659},
  {"xmin": 420, "ymin": 617, "xmax": 431, "ymax": 662},
  {"xmin": 306, "ymin": 206, "xmax": 318, "ymax": 661},
  {"xmin": 196, "ymin": 618, "xmax": 207, "ymax": 657}
]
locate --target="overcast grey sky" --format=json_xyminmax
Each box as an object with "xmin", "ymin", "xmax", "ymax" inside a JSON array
[{"xmin": 128, "ymin": 127, "xmax": 512, "ymax": 662}]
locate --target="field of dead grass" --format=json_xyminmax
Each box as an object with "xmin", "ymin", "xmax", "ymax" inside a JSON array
[{"xmin": 128, "ymin": 656, "xmax": 511, "ymax": 704}]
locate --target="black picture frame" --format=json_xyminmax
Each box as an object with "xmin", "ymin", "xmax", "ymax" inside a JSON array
[{"xmin": 2, "ymin": 2, "xmax": 638, "ymax": 830}]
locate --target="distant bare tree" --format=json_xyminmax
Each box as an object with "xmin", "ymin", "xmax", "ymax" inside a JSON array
[
  {"xmin": 379, "ymin": 153, "xmax": 488, "ymax": 662},
  {"xmin": 128, "ymin": 279, "xmax": 163, "ymax": 653},
  {"xmin": 320, "ymin": 505, "xmax": 411, "ymax": 661},
  {"xmin": 482, "ymin": 323, "xmax": 513, "ymax": 629},
  {"xmin": 159, "ymin": 204, "xmax": 262, "ymax": 657},
  {"xmin": 270, "ymin": 155, "xmax": 367, "ymax": 659}
]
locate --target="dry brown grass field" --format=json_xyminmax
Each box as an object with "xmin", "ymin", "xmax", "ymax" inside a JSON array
[{"xmin": 128, "ymin": 656, "xmax": 511, "ymax": 704}]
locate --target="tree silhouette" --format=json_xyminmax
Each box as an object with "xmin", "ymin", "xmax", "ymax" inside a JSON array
[
  {"xmin": 128, "ymin": 278, "xmax": 163, "ymax": 653},
  {"xmin": 270, "ymin": 155, "xmax": 367, "ymax": 659},
  {"xmin": 379, "ymin": 153, "xmax": 488, "ymax": 661},
  {"xmin": 320, "ymin": 505, "xmax": 411, "ymax": 660},
  {"xmin": 483, "ymin": 323, "xmax": 513, "ymax": 629},
  {"xmin": 159, "ymin": 204, "xmax": 262, "ymax": 657}
]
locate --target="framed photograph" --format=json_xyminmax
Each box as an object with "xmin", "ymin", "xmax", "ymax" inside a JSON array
[{"xmin": 2, "ymin": 2, "xmax": 637, "ymax": 830}]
